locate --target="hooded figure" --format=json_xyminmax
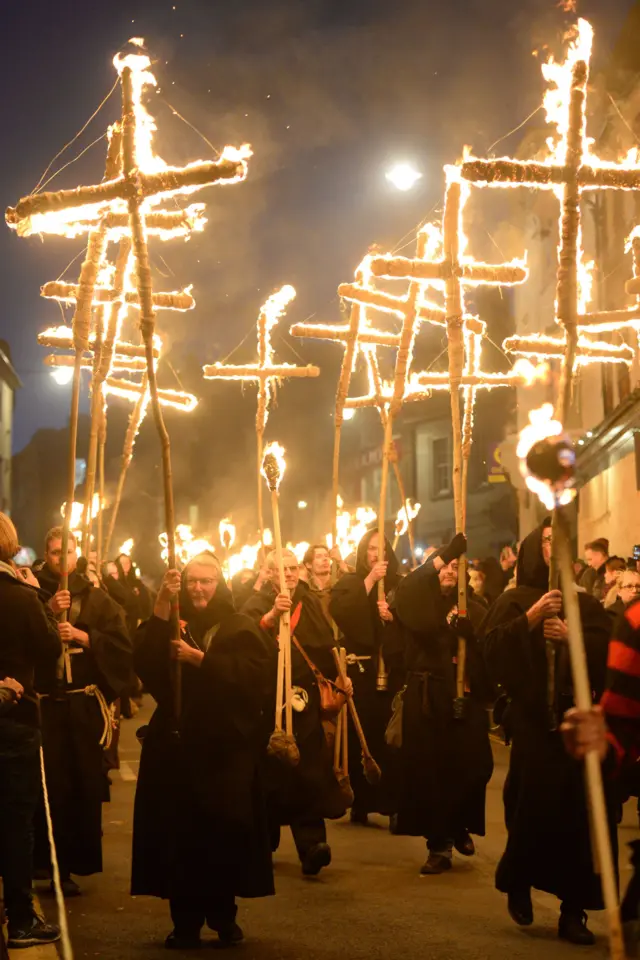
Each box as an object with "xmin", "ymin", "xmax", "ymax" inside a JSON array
[
  {"xmin": 479, "ymin": 521, "xmax": 615, "ymax": 945},
  {"xmin": 34, "ymin": 528, "xmax": 133, "ymax": 891},
  {"xmin": 243, "ymin": 549, "xmax": 348, "ymax": 877},
  {"xmin": 329, "ymin": 529, "xmax": 405, "ymax": 822},
  {"xmin": 391, "ymin": 532, "xmax": 494, "ymax": 875},
  {"xmin": 131, "ymin": 552, "xmax": 274, "ymax": 950}
]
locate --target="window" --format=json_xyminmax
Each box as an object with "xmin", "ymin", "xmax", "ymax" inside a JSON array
[{"xmin": 432, "ymin": 437, "xmax": 451, "ymax": 497}]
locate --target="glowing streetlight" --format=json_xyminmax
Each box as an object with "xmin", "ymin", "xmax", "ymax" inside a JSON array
[
  {"xmin": 342, "ymin": 407, "xmax": 356, "ymax": 421},
  {"xmin": 385, "ymin": 163, "xmax": 422, "ymax": 192},
  {"xmin": 50, "ymin": 366, "xmax": 74, "ymax": 386},
  {"xmin": 297, "ymin": 500, "xmax": 308, "ymax": 510}
]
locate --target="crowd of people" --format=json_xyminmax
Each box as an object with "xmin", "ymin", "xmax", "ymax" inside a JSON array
[{"xmin": 1, "ymin": 509, "xmax": 640, "ymax": 952}]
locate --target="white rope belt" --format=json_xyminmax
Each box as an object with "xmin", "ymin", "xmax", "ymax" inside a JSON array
[{"xmin": 40, "ymin": 686, "xmax": 113, "ymax": 749}]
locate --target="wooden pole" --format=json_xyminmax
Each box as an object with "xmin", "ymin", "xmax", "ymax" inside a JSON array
[
  {"xmin": 270, "ymin": 488, "xmax": 293, "ymax": 736},
  {"xmin": 332, "ymin": 300, "xmax": 362, "ymax": 541},
  {"xmin": 332, "ymin": 647, "xmax": 380, "ymax": 784},
  {"xmin": 122, "ymin": 65, "xmax": 181, "ymax": 721},
  {"xmin": 257, "ymin": 427, "xmax": 265, "ymax": 550},
  {"xmin": 103, "ymin": 375, "xmax": 148, "ymax": 559},
  {"xmin": 555, "ymin": 508, "xmax": 624, "ymax": 960},
  {"xmin": 96, "ymin": 407, "xmax": 106, "ymax": 574},
  {"xmin": 443, "ymin": 179, "xmax": 468, "ymax": 711}
]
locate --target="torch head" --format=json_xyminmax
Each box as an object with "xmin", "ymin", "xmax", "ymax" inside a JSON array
[
  {"xmin": 261, "ymin": 442, "xmax": 286, "ymax": 493},
  {"xmin": 525, "ymin": 436, "xmax": 576, "ymax": 488},
  {"xmin": 517, "ymin": 404, "xmax": 577, "ymax": 511}
]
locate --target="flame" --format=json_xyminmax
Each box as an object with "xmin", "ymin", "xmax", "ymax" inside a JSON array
[
  {"xmin": 541, "ymin": 19, "xmax": 593, "ymax": 164},
  {"xmin": 219, "ymin": 518, "xmax": 236, "ymax": 549},
  {"xmin": 262, "ymin": 528, "xmax": 273, "ymax": 547},
  {"xmin": 228, "ymin": 541, "xmax": 262, "ymax": 578},
  {"xmin": 113, "ymin": 52, "xmax": 165, "ymax": 175},
  {"xmin": 394, "ymin": 498, "xmax": 421, "ymax": 537},
  {"xmin": 159, "ymin": 524, "xmax": 217, "ymax": 566},
  {"xmin": 511, "ymin": 357, "xmax": 549, "ymax": 385},
  {"xmin": 61, "ymin": 494, "xmax": 102, "ymax": 529},
  {"xmin": 118, "ymin": 538, "xmax": 134, "ymax": 556},
  {"xmin": 261, "ymin": 441, "xmax": 287, "ymax": 492},
  {"xmin": 286, "ymin": 541, "xmax": 310, "ymax": 563},
  {"xmin": 330, "ymin": 501, "xmax": 377, "ymax": 558},
  {"xmin": 516, "ymin": 404, "xmax": 576, "ymax": 510}
]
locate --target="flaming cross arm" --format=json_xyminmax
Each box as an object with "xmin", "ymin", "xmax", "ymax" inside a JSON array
[{"xmin": 459, "ymin": 19, "xmax": 640, "ymax": 417}]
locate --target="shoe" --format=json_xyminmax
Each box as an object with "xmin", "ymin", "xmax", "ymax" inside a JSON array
[
  {"xmin": 301, "ymin": 842, "xmax": 332, "ymax": 876},
  {"xmin": 51, "ymin": 877, "xmax": 81, "ymax": 897},
  {"xmin": 558, "ymin": 910, "xmax": 596, "ymax": 946},
  {"xmin": 388, "ymin": 814, "xmax": 399, "ymax": 834},
  {"xmin": 420, "ymin": 854, "xmax": 452, "ymax": 875},
  {"xmin": 8, "ymin": 916, "xmax": 61, "ymax": 949},
  {"xmin": 350, "ymin": 809, "xmax": 369, "ymax": 826},
  {"xmin": 453, "ymin": 830, "xmax": 476, "ymax": 857},
  {"xmin": 508, "ymin": 889, "xmax": 534, "ymax": 926},
  {"xmin": 215, "ymin": 922, "xmax": 244, "ymax": 947},
  {"xmin": 165, "ymin": 930, "xmax": 201, "ymax": 949}
]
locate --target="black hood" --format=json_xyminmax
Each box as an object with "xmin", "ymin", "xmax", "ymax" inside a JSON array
[
  {"xmin": 355, "ymin": 528, "xmax": 399, "ymax": 590},
  {"xmin": 179, "ymin": 567, "xmax": 236, "ymax": 647},
  {"xmin": 515, "ymin": 519, "xmax": 552, "ymax": 592}
]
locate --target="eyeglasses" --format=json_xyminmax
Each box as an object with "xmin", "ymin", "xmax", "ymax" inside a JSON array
[
  {"xmin": 541, "ymin": 535, "xmax": 553, "ymax": 544},
  {"xmin": 186, "ymin": 577, "xmax": 216, "ymax": 588},
  {"xmin": 621, "ymin": 583, "xmax": 640, "ymax": 592}
]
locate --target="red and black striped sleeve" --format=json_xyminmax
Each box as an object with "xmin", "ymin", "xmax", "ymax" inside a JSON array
[{"xmin": 600, "ymin": 600, "xmax": 640, "ymax": 768}]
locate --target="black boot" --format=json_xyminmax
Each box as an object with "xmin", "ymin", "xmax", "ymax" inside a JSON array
[
  {"xmin": 558, "ymin": 909, "xmax": 596, "ymax": 946},
  {"xmin": 301, "ymin": 842, "xmax": 332, "ymax": 876},
  {"xmin": 453, "ymin": 830, "xmax": 475, "ymax": 857},
  {"xmin": 507, "ymin": 889, "xmax": 533, "ymax": 927},
  {"xmin": 165, "ymin": 931, "xmax": 201, "ymax": 950}
]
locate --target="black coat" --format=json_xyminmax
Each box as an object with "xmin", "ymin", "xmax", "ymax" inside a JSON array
[
  {"xmin": 329, "ymin": 531, "xmax": 405, "ymax": 815},
  {"xmin": 392, "ymin": 558, "xmax": 494, "ymax": 839},
  {"xmin": 243, "ymin": 580, "xmax": 346, "ymax": 822},
  {"xmin": 131, "ymin": 585, "xmax": 275, "ymax": 901},
  {"xmin": 479, "ymin": 523, "xmax": 615, "ymax": 907},
  {"xmin": 35, "ymin": 566, "xmax": 133, "ymax": 876},
  {"xmin": 0, "ymin": 567, "xmax": 61, "ymax": 729}
]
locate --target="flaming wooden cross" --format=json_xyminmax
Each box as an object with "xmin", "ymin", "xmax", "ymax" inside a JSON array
[
  {"xmin": 203, "ymin": 285, "xmax": 319, "ymax": 543},
  {"xmin": 7, "ymin": 47, "xmax": 250, "ymax": 712},
  {"xmin": 460, "ymin": 19, "xmax": 639, "ymax": 423}
]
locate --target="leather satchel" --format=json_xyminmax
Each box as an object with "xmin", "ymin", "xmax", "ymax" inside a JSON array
[{"xmin": 291, "ymin": 634, "xmax": 347, "ymax": 720}]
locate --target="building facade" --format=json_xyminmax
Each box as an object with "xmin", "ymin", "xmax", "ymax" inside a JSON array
[{"xmin": 0, "ymin": 341, "xmax": 21, "ymax": 515}]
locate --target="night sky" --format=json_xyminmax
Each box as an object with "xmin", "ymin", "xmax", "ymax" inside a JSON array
[{"xmin": 0, "ymin": 0, "xmax": 635, "ymax": 451}]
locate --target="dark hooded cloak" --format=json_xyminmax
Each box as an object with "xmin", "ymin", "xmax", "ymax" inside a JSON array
[
  {"xmin": 478, "ymin": 522, "xmax": 615, "ymax": 908},
  {"xmin": 391, "ymin": 553, "xmax": 493, "ymax": 840},
  {"xmin": 243, "ymin": 578, "xmax": 347, "ymax": 823},
  {"xmin": 131, "ymin": 571, "xmax": 274, "ymax": 903},
  {"xmin": 328, "ymin": 530, "xmax": 405, "ymax": 816},
  {"xmin": 34, "ymin": 565, "xmax": 133, "ymax": 877}
]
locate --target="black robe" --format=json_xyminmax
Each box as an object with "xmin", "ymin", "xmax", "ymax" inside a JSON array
[
  {"xmin": 479, "ymin": 523, "xmax": 615, "ymax": 908},
  {"xmin": 392, "ymin": 558, "xmax": 494, "ymax": 840},
  {"xmin": 131, "ymin": 583, "xmax": 274, "ymax": 902},
  {"xmin": 35, "ymin": 567, "xmax": 133, "ymax": 876},
  {"xmin": 243, "ymin": 581, "xmax": 346, "ymax": 823},
  {"xmin": 329, "ymin": 531, "xmax": 405, "ymax": 815}
]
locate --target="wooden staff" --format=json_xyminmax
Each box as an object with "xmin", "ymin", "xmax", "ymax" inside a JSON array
[
  {"xmin": 365, "ymin": 348, "xmax": 417, "ymax": 567},
  {"xmin": 332, "ymin": 299, "xmax": 362, "ymax": 543},
  {"xmin": 262, "ymin": 447, "xmax": 293, "ymax": 736},
  {"xmin": 332, "ymin": 647, "xmax": 381, "ymax": 785},
  {"xmin": 96, "ymin": 406, "xmax": 106, "ymax": 574},
  {"xmin": 121, "ymin": 65, "xmax": 181, "ymax": 721},
  {"xmin": 103, "ymin": 375, "xmax": 148, "ymax": 559},
  {"xmin": 442, "ymin": 179, "xmax": 468, "ymax": 716},
  {"xmin": 554, "ymin": 508, "xmax": 624, "ymax": 960}
]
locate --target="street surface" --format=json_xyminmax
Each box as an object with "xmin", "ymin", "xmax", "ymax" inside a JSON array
[{"xmin": 21, "ymin": 700, "xmax": 640, "ymax": 960}]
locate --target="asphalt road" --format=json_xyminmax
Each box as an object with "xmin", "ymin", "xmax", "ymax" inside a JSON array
[{"xmin": 31, "ymin": 700, "xmax": 640, "ymax": 960}]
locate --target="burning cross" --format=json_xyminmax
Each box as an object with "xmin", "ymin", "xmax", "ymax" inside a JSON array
[
  {"xmin": 202, "ymin": 285, "xmax": 319, "ymax": 541},
  {"xmin": 6, "ymin": 47, "xmax": 251, "ymax": 583},
  {"xmin": 460, "ymin": 19, "xmax": 640, "ymax": 421}
]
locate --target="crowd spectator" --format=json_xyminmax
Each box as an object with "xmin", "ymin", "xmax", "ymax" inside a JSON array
[{"xmin": 579, "ymin": 538, "xmax": 609, "ymax": 599}]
